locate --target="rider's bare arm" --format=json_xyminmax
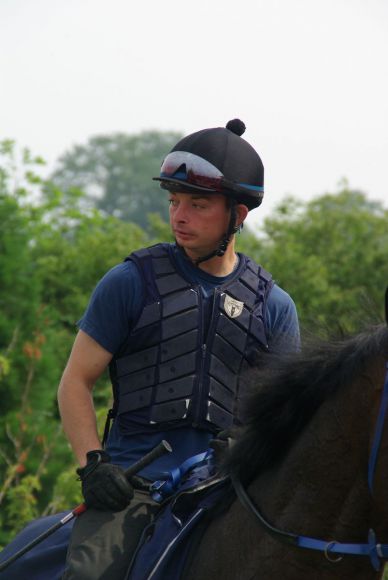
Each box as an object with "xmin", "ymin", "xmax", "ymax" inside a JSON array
[{"xmin": 57, "ymin": 330, "xmax": 113, "ymax": 467}]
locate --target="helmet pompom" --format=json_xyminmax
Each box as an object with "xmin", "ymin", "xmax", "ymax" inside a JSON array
[{"xmin": 226, "ymin": 119, "xmax": 246, "ymax": 137}]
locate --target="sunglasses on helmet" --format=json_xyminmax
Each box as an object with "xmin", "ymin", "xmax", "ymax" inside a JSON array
[{"xmin": 154, "ymin": 151, "xmax": 264, "ymax": 197}]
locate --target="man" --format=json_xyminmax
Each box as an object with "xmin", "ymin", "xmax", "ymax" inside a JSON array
[{"xmin": 59, "ymin": 119, "xmax": 300, "ymax": 579}]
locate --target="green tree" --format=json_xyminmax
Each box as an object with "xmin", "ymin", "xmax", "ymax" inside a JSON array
[
  {"xmin": 51, "ymin": 130, "xmax": 182, "ymax": 229},
  {"xmin": 0, "ymin": 141, "xmax": 45, "ymax": 410},
  {"xmin": 2, "ymin": 138, "xmax": 387, "ymax": 552},
  {"xmin": 0, "ymin": 142, "xmax": 153, "ymax": 546},
  {"xmin": 237, "ymin": 186, "xmax": 388, "ymax": 333}
]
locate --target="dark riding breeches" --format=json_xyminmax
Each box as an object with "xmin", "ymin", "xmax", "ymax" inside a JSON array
[{"xmin": 62, "ymin": 489, "xmax": 159, "ymax": 580}]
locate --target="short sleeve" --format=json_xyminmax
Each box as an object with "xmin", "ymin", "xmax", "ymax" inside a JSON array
[
  {"xmin": 265, "ymin": 284, "xmax": 300, "ymax": 352},
  {"xmin": 77, "ymin": 261, "xmax": 144, "ymax": 354}
]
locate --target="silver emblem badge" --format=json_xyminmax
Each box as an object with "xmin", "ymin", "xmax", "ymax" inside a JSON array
[{"xmin": 224, "ymin": 294, "xmax": 244, "ymax": 319}]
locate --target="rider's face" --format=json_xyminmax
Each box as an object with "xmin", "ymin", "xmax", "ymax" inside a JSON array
[{"xmin": 169, "ymin": 192, "xmax": 231, "ymax": 259}]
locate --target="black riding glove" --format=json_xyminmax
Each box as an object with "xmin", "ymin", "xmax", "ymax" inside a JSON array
[{"xmin": 77, "ymin": 450, "xmax": 134, "ymax": 512}]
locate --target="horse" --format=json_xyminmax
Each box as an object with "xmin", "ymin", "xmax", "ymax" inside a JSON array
[
  {"xmin": 2, "ymin": 320, "xmax": 388, "ymax": 580},
  {"xmin": 182, "ymin": 322, "xmax": 388, "ymax": 580}
]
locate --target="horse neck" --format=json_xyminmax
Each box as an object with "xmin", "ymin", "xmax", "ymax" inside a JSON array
[
  {"xmin": 368, "ymin": 360, "xmax": 388, "ymax": 535},
  {"xmin": 249, "ymin": 370, "xmax": 376, "ymax": 542}
]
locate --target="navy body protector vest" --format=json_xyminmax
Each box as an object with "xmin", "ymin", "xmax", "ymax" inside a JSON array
[{"xmin": 108, "ymin": 243, "xmax": 273, "ymax": 435}]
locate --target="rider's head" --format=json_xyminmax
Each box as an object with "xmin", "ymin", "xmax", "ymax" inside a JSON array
[{"xmin": 153, "ymin": 119, "xmax": 264, "ymax": 264}]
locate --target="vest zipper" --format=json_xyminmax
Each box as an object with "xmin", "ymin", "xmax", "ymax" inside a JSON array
[
  {"xmin": 192, "ymin": 284, "xmax": 206, "ymax": 426},
  {"xmin": 193, "ymin": 288, "xmax": 220, "ymax": 427},
  {"xmin": 193, "ymin": 343, "xmax": 207, "ymax": 427}
]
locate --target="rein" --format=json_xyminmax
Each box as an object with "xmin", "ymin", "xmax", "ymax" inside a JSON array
[
  {"xmin": 231, "ymin": 363, "xmax": 388, "ymax": 572},
  {"xmin": 368, "ymin": 362, "xmax": 388, "ymax": 493}
]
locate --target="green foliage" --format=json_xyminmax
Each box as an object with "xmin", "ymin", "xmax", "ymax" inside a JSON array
[
  {"xmin": 51, "ymin": 130, "xmax": 182, "ymax": 230},
  {"xmin": 238, "ymin": 186, "xmax": 388, "ymax": 334},
  {"xmin": 1, "ymin": 135, "xmax": 388, "ymax": 552},
  {"xmin": 4, "ymin": 474, "xmax": 41, "ymax": 535},
  {"xmin": 0, "ymin": 141, "xmax": 155, "ymax": 545},
  {"xmin": 146, "ymin": 212, "xmax": 174, "ymax": 245},
  {"xmin": 33, "ymin": 192, "xmax": 148, "ymax": 327},
  {"xmin": 45, "ymin": 467, "xmax": 82, "ymax": 515}
]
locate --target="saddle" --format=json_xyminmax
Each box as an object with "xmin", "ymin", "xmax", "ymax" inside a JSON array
[{"xmin": 127, "ymin": 465, "xmax": 232, "ymax": 580}]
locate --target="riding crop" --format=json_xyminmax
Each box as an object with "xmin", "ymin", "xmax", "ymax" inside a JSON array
[{"xmin": 0, "ymin": 439, "xmax": 172, "ymax": 573}]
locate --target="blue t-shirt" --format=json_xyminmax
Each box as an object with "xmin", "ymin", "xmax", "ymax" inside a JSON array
[{"xmin": 78, "ymin": 244, "xmax": 300, "ymax": 480}]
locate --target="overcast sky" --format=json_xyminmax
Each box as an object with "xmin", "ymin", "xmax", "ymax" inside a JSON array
[{"xmin": 1, "ymin": 0, "xmax": 387, "ymax": 228}]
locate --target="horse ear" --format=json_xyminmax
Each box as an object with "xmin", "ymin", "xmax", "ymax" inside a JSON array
[{"xmin": 385, "ymin": 287, "xmax": 388, "ymax": 326}]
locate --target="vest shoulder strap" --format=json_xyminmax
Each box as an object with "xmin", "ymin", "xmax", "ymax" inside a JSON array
[{"xmin": 125, "ymin": 243, "xmax": 171, "ymax": 305}]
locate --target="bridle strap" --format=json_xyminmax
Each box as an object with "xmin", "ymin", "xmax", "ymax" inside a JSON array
[
  {"xmin": 231, "ymin": 475, "xmax": 299, "ymax": 546},
  {"xmin": 368, "ymin": 363, "xmax": 388, "ymax": 493},
  {"xmin": 230, "ymin": 361, "xmax": 388, "ymax": 571},
  {"xmin": 231, "ymin": 473, "xmax": 388, "ymax": 571}
]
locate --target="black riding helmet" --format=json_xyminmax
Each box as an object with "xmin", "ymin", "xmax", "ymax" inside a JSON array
[
  {"xmin": 153, "ymin": 119, "xmax": 264, "ymax": 264},
  {"xmin": 153, "ymin": 119, "xmax": 264, "ymax": 211}
]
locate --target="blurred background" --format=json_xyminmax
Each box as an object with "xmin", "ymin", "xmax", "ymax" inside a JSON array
[
  {"xmin": 1, "ymin": 0, "xmax": 387, "ymax": 225},
  {"xmin": 0, "ymin": 0, "xmax": 387, "ymax": 558}
]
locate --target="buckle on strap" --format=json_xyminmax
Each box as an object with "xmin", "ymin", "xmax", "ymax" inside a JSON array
[
  {"xmin": 368, "ymin": 529, "xmax": 382, "ymax": 572},
  {"xmin": 324, "ymin": 541, "xmax": 343, "ymax": 563},
  {"xmin": 150, "ymin": 449, "xmax": 214, "ymax": 502}
]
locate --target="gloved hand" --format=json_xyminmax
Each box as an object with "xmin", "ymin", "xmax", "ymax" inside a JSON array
[{"xmin": 77, "ymin": 450, "xmax": 134, "ymax": 512}]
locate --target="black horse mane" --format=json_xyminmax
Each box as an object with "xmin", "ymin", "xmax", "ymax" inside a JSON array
[{"xmin": 223, "ymin": 324, "xmax": 388, "ymax": 484}]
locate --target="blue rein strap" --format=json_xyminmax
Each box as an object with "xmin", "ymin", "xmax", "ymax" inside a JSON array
[
  {"xmin": 297, "ymin": 364, "xmax": 388, "ymax": 571},
  {"xmin": 233, "ymin": 365, "xmax": 388, "ymax": 573},
  {"xmin": 297, "ymin": 530, "xmax": 388, "ymax": 571},
  {"xmin": 150, "ymin": 449, "xmax": 214, "ymax": 502},
  {"xmin": 232, "ymin": 470, "xmax": 388, "ymax": 572},
  {"xmin": 368, "ymin": 363, "xmax": 388, "ymax": 494}
]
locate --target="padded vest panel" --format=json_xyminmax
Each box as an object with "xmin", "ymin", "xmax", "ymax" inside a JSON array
[{"xmin": 110, "ymin": 243, "xmax": 272, "ymax": 435}]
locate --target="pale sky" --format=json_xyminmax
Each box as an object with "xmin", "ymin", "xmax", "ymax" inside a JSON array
[{"xmin": 1, "ymin": 0, "xmax": 387, "ymax": 228}]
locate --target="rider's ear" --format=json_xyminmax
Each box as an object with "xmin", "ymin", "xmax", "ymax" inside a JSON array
[{"xmin": 235, "ymin": 204, "xmax": 249, "ymax": 229}]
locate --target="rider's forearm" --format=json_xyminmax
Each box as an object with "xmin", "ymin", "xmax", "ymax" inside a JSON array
[{"xmin": 57, "ymin": 377, "xmax": 102, "ymax": 467}]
